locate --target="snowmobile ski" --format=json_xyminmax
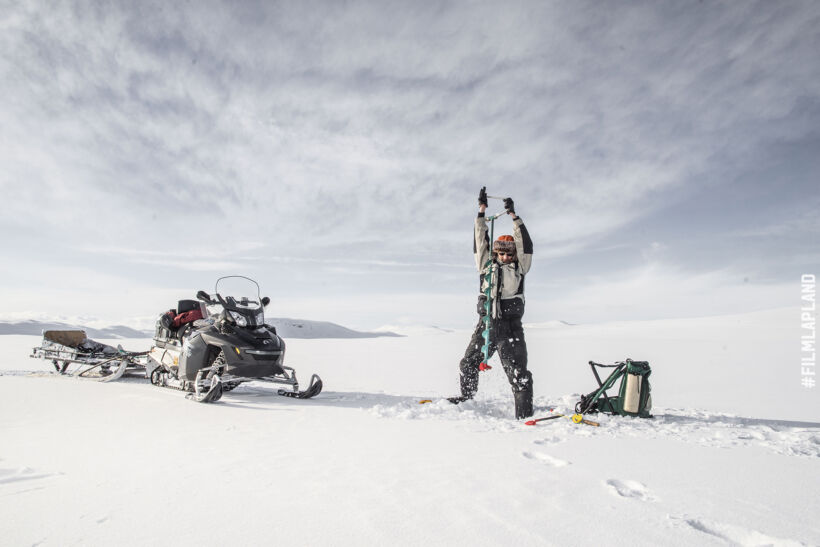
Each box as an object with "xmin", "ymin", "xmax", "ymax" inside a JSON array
[
  {"xmin": 277, "ymin": 374, "xmax": 323, "ymax": 399},
  {"xmin": 185, "ymin": 375, "xmax": 223, "ymax": 403},
  {"xmin": 150, "ymin": 364, "xmax": 224, "ymax": 404}
]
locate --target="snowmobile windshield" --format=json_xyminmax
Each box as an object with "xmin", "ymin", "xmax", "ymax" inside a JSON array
[{"xmin": 214, "ymin": 276, "xmax": 266, "ymax": 328}]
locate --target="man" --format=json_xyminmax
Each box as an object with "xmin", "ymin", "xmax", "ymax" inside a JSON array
[{"xmin": 451, "ymin": 187, "xmax": 534, "ymax": 419}]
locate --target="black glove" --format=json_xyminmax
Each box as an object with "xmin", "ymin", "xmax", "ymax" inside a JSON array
[
  {"xmin": 504, "ymin": 197, "xmax": 515, "ymax": 214},
  {"xmin": 478, "ymin": 186, "xmax": 488, "ymax": 207}
]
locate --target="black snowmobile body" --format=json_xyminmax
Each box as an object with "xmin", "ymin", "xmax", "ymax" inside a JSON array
[
  {"xmin": 174, "ymin": 322, "xmax": 286, "ymax": 382},
  {"xmin": 147, "ymin": 276, "xmax": 322, "ymax": 403}
]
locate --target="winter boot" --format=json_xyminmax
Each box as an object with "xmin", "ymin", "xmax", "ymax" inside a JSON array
[
  {"xmin": 514, "ymin": 388, "xmax": 534, "ymax": 419},
  {"xmin": 459, "ymin": 368, "xmax": 479, "ymax": 400}
]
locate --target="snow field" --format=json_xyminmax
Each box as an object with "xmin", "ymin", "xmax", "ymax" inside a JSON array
[{"xmin": 1, "ymin": 308, "xmax": 818, "ymax": 546}]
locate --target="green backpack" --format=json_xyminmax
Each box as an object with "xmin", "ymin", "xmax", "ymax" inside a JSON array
[{"xmin": 575, "ymin": 359, "xmax": 653, "ymax": 418}]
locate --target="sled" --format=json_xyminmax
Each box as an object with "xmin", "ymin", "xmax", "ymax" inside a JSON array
[{"xmin": 31, "ymin": 330, "xmax": 148, "ymax": 382}]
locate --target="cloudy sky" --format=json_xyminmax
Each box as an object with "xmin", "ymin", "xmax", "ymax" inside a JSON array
[{"xmin": 1, "ymin": 0, "xmax": 818, "ymax": 330}]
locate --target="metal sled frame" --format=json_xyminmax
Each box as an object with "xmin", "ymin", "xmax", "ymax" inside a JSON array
[
  {"xmin": 574, "ymin": 360, "xmax": 628, "ymax": 415},
  {"xmin": 31, "ymin": 342, "xmax": 148, "ymax": 382}
]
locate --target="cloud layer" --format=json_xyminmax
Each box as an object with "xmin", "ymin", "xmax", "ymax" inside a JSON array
[{"xmin": 1, "ymin": 1, "xmax": 818, "ymax": 327}]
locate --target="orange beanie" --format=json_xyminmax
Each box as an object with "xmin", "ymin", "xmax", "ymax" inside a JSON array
[{"xmin": 493, "ymin": 235, "xmax": 515, "ymax": 254}]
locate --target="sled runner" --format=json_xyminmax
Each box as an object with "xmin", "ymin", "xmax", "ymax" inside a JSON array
[
  {"xmin": 146, "ymin": 276, "xmax": 323, "ymax": 403},
  {"xmin": 31, "ymin": 330, "xmax": 148, "ymax": 382}
]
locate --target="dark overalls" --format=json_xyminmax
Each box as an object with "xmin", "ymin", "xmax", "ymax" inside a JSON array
[{"xmin": 457, "ymin": 213, "xmax": 534, "ymax": 419}]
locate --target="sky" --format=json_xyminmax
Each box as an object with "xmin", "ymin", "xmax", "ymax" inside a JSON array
[{"xmin": 1, "ymin": 0, "xmax": 819, "ymax": 330}]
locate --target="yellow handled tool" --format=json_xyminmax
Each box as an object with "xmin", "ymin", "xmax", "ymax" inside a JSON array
[{"xmin": 525, "ymin": 412, "xmax": 599, "ymax": 427}]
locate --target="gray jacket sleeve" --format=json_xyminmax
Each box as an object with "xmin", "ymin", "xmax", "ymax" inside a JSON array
[
  {"xmin": 513, "ymin": 217, "xmax": 533, "ymax": 274},
  {"xmin": 474, "ymin": 213, "xmax": 490, "ymax": 273}
]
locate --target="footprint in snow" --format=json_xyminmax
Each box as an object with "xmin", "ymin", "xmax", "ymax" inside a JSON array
[
  {"xmin": 605, "ymin": 479, "xmax": 657, "ymax": 502},
  {"xmin": 522, "ymin": 451, "xmax": 570, "ymax": 467},
  {"xmin": 672, "ymin": 516, "xmax": 805, "ymax": 547},
  {"xmin": 533, "ymin": 436, "xmax": 563, "ymax": 445},
  {"xmin": 0, "ymin": 466, "xmax": 53, "ymax": 485}
]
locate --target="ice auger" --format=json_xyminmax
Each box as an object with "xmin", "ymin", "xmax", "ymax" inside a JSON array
[{"xmin": 478, "ymin": 195, "xmax": 510, "ymax": 372}]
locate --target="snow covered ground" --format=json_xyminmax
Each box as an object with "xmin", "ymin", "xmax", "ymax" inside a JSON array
[{"xmin": 1, "ymin": 308, "xmax": 818, "ymax": 546}]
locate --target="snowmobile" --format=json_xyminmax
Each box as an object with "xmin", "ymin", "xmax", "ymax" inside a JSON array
[
  {"xmin": 146, "ymin": 276, "xmax": 323, "ymax": 403},
  {"xmin": 31, "ymin": 330, "xmax": 148, "ymax": 381}
]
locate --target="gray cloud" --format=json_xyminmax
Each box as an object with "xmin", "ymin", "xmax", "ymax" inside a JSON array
[{"xmin": 1, "ymin": 0, "xmax": 818, "ymax": 326}]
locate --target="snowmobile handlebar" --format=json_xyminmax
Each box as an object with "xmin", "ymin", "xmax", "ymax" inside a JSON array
[
  {"xmin": 198, "ymin": 289, "xmax": 270, "ymax": 308},
  {"xmin": 197, "ymin": 290, "xmax": 216, "ymax": 305}
]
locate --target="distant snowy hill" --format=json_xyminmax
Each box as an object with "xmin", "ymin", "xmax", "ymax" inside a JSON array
[
  {"xmin": 267, "ymin": 318, "xmax": 402, "ymax": 339},
  {"xmin": 374, "ymin": 325, "xmax": 457, "ymax": 336},
  {"xmin": 0, "ymin": 320, "xmax": 149, "ymax": 339},
  {"xmin": 0, "ymin": 318, "xmax": 400, "ymax": 340},
  {"xmin": 524, "ymin": 319, "xmax": 578, "ymax": 328}
]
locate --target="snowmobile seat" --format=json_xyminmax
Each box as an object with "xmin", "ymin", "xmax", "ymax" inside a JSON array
[
  {"xmin": 177, "ymin": 300, "xmax": 200, "ymax": 314},
  {"xmin": 173, "ymin": 301, "xmax": 203, "ymax": 329},
  {"xmin": 169, "ymin": 300, "xmax": 204, "ymax": 341},
  {"xmin": 173, "ymin": 308, "xmax": 203, "ymax": 329}
]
